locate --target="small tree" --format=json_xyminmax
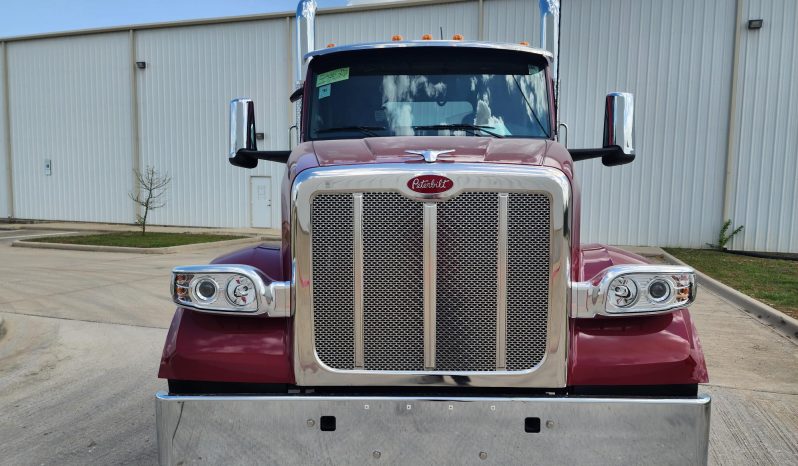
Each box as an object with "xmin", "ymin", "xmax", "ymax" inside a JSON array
[
  {"xmin": 129, "ymin": 166, "xmax": 171, "ymax": 235},
  {"xmin": 706, "ymin": 219, "xmax": 744, "ymax": 251}
]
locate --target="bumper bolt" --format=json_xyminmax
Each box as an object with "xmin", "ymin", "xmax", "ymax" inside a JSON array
[
  {"xmin": 306, "ymin": 419, "xmax": 315, "ymax": 427},
  {"xmin": 546, "ymin": 420, "xmax": 555, "ymax": 429},
  {"xmin": 479, "ymin": 451, "xmax": 488, "ymax": 460},
  {"xmin": 373, "ymin": 450, "xmax": 381, "ymax": 459}
]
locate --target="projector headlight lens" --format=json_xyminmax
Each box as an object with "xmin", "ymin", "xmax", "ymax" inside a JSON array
[
  {"xmin": 647, "ymin": 279, "xmax": 670, "ymax": 303},
  {"xmin": 194, "ymin": 277, "xmax": 219, "ymax": 303}
]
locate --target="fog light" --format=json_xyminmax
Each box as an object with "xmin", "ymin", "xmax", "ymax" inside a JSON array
[
  {"xmin": 195, "ymin": 278, "xmax": 219, "ymax": 303},
  {"xmin": 647, "ymin": 279, "xmax": 671, "ymax": 303}
]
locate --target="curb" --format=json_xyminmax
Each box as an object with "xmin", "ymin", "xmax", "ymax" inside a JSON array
[
  {"xmin": 11, "ymin": 236, "xmax": 277, "ymax": 254},
  {"xmin": 658, "ymin": 249, "xmax": 798, "ymax": 344}
]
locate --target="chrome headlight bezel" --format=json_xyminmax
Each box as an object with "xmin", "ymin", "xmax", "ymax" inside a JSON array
[
  {"xmin": 171, "ymin": 264, "xmax": 291, "ymax": 317},
  {"xmin": 572, "ymin": 265, "xmax": 697, "ymax": 318}
]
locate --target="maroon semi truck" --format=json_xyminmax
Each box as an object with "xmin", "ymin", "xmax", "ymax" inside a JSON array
[{"xmin": 155, "ymin": 1, "xmax": 710, "ymax": 464}]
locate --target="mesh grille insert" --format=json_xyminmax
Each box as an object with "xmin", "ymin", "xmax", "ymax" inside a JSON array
[
  {"xmin": 310, "ymin": 190, "xmax": 551, "ymax": 373},
  {"xmin": 311, "ymin": 194, "xmax": 355, "ymax": 370},
  {"xmin": 362, "ymin": 193, "xmax": 424, "ymax": 370}
]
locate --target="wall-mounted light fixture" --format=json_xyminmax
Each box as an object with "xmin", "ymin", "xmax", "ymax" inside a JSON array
[
  {"xmin": 136, "ymin": 61, "xmax": 147, "ymax": 69},
  {"xmin": 747, "ymin": 19, "xmax": 764, "ymax": 30}
]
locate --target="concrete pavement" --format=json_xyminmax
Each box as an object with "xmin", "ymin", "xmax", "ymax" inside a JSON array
[{"xmin": 0, "ymin": 242, "xmax": 796, "ymax": 465}]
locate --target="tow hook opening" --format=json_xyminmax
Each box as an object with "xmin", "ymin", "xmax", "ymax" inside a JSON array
[
  {"xmin": 524, "ymin": 417, "xmax": 541, "ymax": 433},
  {"xmin": 320, "ymin": 415, "xmax": 337, "ymax": 431}
]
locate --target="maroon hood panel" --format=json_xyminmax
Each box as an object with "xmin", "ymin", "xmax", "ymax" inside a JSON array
[{"xmin": 310, "ymin": 136, "xmax": 549, "ymax": 166}]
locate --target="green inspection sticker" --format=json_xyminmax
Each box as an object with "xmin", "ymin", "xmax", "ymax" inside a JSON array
[
  {"xmin": 316, "ymin": 67, "xmax": 349, "ymax": 87},
  {"xmin": 318, "ymin": 84, "xmax": 331, "ymax": 99}
]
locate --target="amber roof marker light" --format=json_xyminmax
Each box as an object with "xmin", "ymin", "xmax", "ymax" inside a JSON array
[
  {"xmin": 421, "ymin": 34, "xmax": 433, "ymax": 40},
  {"xmin": 452, "ymin": 33, "xmax": 464, "ymax": 41},
  {"xmin": 391, "ymin": 34, "xmax": 403, "ymax": 41}
]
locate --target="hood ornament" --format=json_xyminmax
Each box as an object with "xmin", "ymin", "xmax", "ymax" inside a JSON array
[{"xmin": 405, "ymin": 149, "xmax": 454, "ymax": 163}]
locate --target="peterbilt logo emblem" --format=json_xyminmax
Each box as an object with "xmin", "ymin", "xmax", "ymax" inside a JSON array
[{"xmin": 407, "ymin": 175, "xmax": 454, "ymax": 194}]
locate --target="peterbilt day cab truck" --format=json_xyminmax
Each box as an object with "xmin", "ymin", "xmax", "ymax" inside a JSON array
[{"xmin": 155, "ymin": 1, "xmax": 710, "ymax": 464}]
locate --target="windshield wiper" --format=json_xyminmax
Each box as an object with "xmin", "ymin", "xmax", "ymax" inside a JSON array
[
  {"xmin": 412, "ymin": 124, "xmax": 504, "ymax": 138},
  {"xmin": 315, "ymin": 126, "xmax": 385, "ymax": 137}
]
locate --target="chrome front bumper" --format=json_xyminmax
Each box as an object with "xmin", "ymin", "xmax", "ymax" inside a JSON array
[{"xmin": 156, "ymin": 391, "xmax": 710, "ymax": 465}]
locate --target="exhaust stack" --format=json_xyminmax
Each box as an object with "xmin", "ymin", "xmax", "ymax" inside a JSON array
[
  {"xmin": 295, "ymin": 0, "xmax": 318, "ymax": 86},
  {"xmin": 539, "ymin": 0, "xmax": 560, "ymax": 90}
]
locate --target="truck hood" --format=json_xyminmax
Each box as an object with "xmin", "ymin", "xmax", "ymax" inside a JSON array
[{"xmin": 310, "ymin": 136, "xmax": 549, "ymax": 166}]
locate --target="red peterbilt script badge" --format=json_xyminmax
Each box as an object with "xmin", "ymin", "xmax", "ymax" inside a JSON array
[{"xmin": 407, "ymin": 175, "xmax": 453, "ymax": 193}]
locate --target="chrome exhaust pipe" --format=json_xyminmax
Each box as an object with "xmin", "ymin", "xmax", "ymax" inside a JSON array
[
  {"xmin": 539, "ymin": 0, "xmax": 560, "ymax": 84},
  {"xmin": 295, "ymin": 0, "xmax": 318, "ymax": 86}
]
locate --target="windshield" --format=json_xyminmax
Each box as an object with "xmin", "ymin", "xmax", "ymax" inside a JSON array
[{"xmin": 306, "ymin": 47, "xmax": 551, "ymax": 140}]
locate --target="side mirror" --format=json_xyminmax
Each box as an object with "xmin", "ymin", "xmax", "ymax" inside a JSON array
[
  {"xmin": 228, "ymin": 98, "xmax": 291, "ymax": 168},
  {"xmin": 229, "ymin": 98, "xmax": 259, "ymax": 168},
  {"xmin": 570, "ymin": 92, "xmax": 636, "ymax": 166},
  {"xmin": 602, "ymin": 92, "xmax": 635, "ymax": 166}
]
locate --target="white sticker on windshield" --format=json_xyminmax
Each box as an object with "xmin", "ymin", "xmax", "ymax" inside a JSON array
[{"xmin": 319, "ymin": 84, "xmax": 331, "ymax": 99}]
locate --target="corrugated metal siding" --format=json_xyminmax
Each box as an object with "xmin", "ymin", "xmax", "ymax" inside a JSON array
[
  {"xmin": 559, "ymin": 0, "xmax": 736, "ymax": 247},
  {"xmin": 8, "ymin": 33, "xmax": 133, "ymax": 222},
  {"xmin": 482, "ymin": 0, "xmax": 541, "ymax": 44},
  {"xmin": 0, "ymin": 42, "xmax": 8, "ymax": 219},
  {"xmin": 135, "ymin": 20, "xmax": 289, "ymax": 228},
  {"xmin": 727, "ymin": 0, "xmax": 798, "ymax": 253},
  {"xmin": 317, "ymin": 2, "xmax": 478, "ymax": 45}
]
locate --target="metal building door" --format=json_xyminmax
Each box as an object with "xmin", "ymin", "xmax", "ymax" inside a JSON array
[{"xmin": 250, "ymin": 176, "xmax": 272, "ymax": 228}]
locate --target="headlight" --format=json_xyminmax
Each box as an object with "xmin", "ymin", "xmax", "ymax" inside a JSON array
[
  {"xmin": 572, "ymin": 265, "xmax": 696, "ymax": 317},
  {"xmin": 171, "ymin": 265, "xmax": 290, "ymax": 317}
]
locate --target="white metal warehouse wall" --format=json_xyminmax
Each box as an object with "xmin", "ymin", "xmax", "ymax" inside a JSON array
[
  {"xmin": 8, "ymin": 33, "xmax": 134, "ymax": 223},
  {"xmin": 559, "ymin": 0, "xmax": 736, "ymax": 248},
  {"xmin": 726, "ymin": 0, "xmax": 798, "ymax": 253},
  {"xmin": 135, "ymin": 20, "xmax": 289, "ymax": 228},
  {"xmin": 0, "ymin": 0, "xmax": 795, "ymax": 252}
]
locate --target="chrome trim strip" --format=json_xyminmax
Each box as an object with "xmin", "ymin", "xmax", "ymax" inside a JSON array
[
  {"xmin": 292, "ymin": 163, "xmax": 570, "ymax": 388},
  {"xmin": 306, "ymin": 40, "xmax": 553, "ymax": 60},
  {"xmin": 156, "ymin": 391, "xmax": 711, "ymax": 466},
  {"xmin": 171, "ymin": 264, "xmax": 291, "ymax": 317},
  {"xmin": 496, "ymin": 193, "xmax": 508, "ymax": 370},
  {"xmin": 352, "ymin": 193, "xmax": 365, "ymax": 368},
  {"xmin": 423, "ymin": 202, "xmax": 437, "ymax": 370}
]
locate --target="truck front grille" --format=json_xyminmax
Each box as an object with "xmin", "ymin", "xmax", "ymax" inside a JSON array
[{"xmin": 311, "ymin": 191, "xmax": 551, "ymax": 373}]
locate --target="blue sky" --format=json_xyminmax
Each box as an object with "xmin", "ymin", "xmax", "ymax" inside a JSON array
[{"xmin": 0, "ymin": 0, "xmax": 350, "ymax": 39}]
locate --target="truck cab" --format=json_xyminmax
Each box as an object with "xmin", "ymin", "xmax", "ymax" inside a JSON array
[{"xmin": 155, "ymin": 2, "xmax": 710, "ymax": 464}]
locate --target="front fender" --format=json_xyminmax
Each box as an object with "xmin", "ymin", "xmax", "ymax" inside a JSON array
[
  {"xmin": 569, "ymin": 244, "xmax": 709, "ymax": 386},
  {"xmin": 157, "ymin": 244, "xmax": 295, "ymax": 384}
]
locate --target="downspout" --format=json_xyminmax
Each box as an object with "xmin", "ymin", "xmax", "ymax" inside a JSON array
[
  {"xmin": 2, "ymin": 41, "xmax": 13, "ymax": 219},
  {"xmin": 721, "ymin": 0, "xmax": 744, "ymax": 237}
]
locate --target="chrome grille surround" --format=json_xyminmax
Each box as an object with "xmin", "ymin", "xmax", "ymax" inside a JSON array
[{"xmin": 292, "ymin": 163, "xmax": 571, "ymax": 388}]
